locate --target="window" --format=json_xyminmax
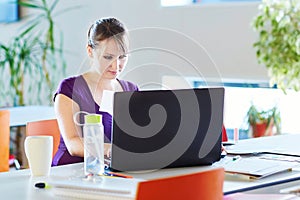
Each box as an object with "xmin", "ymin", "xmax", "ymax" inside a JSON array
[
  {"xmin": 0, "ymin": 0, "xmax": 19, "ymax": 23},
  {"xmin": 192, "ymin": 78, "xmax": 300, "ymax": 140}
]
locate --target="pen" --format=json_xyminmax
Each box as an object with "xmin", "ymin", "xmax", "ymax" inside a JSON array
[
  {"xmin": 35, "ymin": 182, "xmax": 51, "ymax": 189},
  {"xmin": 232, "ymin": 155, "xmax": 241, "ymax": 161},
  {"xmin": 103, "ymin": 172, "xmax": 119, "ymax": 178},
  {"xmin": 105, "ymin": 171, "xmax": 133, "ymax": 179}
]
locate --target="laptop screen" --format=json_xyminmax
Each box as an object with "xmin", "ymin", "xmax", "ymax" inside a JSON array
[{"xmin": 110, "ymin": 87, "xmax": 224, "ymax": 172}]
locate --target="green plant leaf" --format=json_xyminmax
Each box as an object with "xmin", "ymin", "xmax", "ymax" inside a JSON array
[
  {"xmin": 252, "ymin": 0, "xmax": 300, "ymax": 91},
  {"xmin": 18, "ymin": 1, "xmax": 43, "ymax": 9},
  {"xmin": 0, "ymin": 0, "xmax": 72, "ymax": 106}
]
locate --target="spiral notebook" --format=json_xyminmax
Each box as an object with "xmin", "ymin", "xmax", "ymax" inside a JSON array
[{"xmin": 49, "ymin": 177, "xmax": 142, "ymax": 200}]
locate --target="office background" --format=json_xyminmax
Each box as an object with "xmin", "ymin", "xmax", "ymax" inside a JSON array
[
  {"xmin": 1, "ymin": 0, "xmax": 300, "ymax": 134},
  {"xmin": 0, "ymin": 0, "xmax": 266, "ymax": 79}
]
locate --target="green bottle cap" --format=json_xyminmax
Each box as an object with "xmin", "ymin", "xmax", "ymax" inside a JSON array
[{"xmin": 84, "ymin": 114, "xmax": 102, "ymax": 124}]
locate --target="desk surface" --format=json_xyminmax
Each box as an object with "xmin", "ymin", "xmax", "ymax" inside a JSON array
[
  {"xmin": 0, "ymin": 106, "xmax": 55, "ymax": 127},
  {"xmin": 1, "ymin": 134, "xmax": 300, "ymax": 199},
  {"xmin": 0, "ymin": 106, "xmax": 56, "ymax": 166},
  {"xmin": 226, "ymin": 133, "xmax": 300, "ymax": 157},
  {"xmin": 0, "ymin": 163, "xmax": 141, "ymax": 200}
]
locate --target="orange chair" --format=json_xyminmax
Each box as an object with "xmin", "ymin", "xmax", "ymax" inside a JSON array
[
  {"xmin": 0, "ymin": 110, "xmax": 10, "ymax": 172},
  {"xmin": 26, "ymin": 119, "xmax": 60, "ymax": 159},
  {"xmin": 135, "ymin": 168, "xmax": 224, "ymax": 200}
]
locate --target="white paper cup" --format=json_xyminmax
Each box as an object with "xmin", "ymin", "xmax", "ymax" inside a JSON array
[{"xmin": 24, "ymin": 136, "xmax": 53, "ymax": 176}]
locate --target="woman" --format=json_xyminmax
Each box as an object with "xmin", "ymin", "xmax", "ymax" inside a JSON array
[{"xmin": 52, "ymin": 17, "xmax": 138, "ymax": 166}]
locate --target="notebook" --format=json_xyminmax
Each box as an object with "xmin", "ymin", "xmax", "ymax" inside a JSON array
[
  {"xmin": 223, "ymin": 157, "xmax": 297, "ymax": 180},
  {"xmin": 109, "ymin": 87, "xmax": 225, "ymax": 172},
  {"xmin": 49, "ymin": 168, "xmax": 224, "ymax": 200},
  {"xmin": 49, "ymin": 176, "xmax": 141, "ymax": 200}
]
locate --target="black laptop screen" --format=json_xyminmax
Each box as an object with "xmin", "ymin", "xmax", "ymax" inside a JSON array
[{"xmin": 111, "ymin": 87, "xmax": 224, "ymax": 171}]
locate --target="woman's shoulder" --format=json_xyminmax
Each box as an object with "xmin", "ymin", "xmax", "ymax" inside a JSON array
[
  {"xmin": 54, "ymin": 75, "xmax": 85, "ymax": 101},
  {"xmin": 60, "ymin": 75, "xmax": 83, "ymax": 85},
  {"xmin": 118, "ymin": 79, "xmax": 139, "ymax": 91}
]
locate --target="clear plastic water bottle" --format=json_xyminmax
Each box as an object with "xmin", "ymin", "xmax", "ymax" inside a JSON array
[{"xmin": 83, "ymin": 114, "xmax": 104, "ymax": 176}]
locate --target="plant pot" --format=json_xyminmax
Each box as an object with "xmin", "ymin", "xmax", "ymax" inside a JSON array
[{"xmin": 251, "ymin": 120, "xmax": 274, "ymax": 138}]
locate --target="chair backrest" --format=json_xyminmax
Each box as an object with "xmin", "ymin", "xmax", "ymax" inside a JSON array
[
  {"xmin": 0, "ymin": 110, "xmax": 10, "ymax": 172},
  {"xmin": 222, "ymin": 125, "xmax": 228, "ymax": 142},
  {"xmin": 26, "ymin": 119, "xmax": 60, "ymax": 158},
  {"xmin": 135, "ymin": 167, "xmax": 224, "ymax": 200}
]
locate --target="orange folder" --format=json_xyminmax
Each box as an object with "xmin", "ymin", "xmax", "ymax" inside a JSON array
[{"xmin": 135, "ymin": 167, "xmax": 224, "ymax": 200}]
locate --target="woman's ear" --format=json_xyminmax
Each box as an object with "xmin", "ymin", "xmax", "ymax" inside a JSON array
[{"xmin": 87, "ymin": 45, "xmax": 93, "ymax": 58}]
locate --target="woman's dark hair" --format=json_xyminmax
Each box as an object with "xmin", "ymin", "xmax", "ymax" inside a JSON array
[{"xmin": 87, "ymin": 17, "xmax": 128, "ymax": 53}]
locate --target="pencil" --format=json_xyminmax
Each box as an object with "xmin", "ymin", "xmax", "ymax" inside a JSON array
[{"xmin": 106, "ymin": 172, "xmax": 133, "ymax": 178}]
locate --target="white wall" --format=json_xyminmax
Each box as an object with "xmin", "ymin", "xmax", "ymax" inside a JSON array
[
  {"xmin": 0, "ymin": 0, "xmax": 267, "ymax": 91},
  {"xmin": 113, "ymin": 1, "xmax": 268, "ymax": 85}
]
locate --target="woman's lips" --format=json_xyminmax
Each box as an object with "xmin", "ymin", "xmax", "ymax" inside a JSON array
[{"xmin": 108, "ymin": 70, "xmax": 117, "ymax": 75}]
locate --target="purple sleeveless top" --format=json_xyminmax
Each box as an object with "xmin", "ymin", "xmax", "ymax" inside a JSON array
[{"xmin": 52, "ymin": 75, "xmax": 139, "ymax": 166}]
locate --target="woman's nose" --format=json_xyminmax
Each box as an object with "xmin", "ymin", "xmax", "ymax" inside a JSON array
[{"xmin": 111, "ymin": 59, "xmax": 120, "ymax": 70}]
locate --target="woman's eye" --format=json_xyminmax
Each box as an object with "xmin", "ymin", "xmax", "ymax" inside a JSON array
[
  {"xmin": 103, "ymin": 55, "xmax": 113, "ymax": 60},
  {"xmin": 119, "ymin": 55, "xmax": 127, "ymax": 59}
]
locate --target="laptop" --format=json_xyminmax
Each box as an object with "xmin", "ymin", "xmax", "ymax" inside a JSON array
[{"xmin": 109, "ymin": 87, "xmax": 224, "ymax": 172}]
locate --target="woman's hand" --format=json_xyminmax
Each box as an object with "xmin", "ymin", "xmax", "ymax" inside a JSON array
[
  {"xmin": 104, "ymin": 143, "xmax": 112, "ymax": 157},
  {"xmin": 104, "ymin": 143, "xmax": 112, "ymax": 165}
]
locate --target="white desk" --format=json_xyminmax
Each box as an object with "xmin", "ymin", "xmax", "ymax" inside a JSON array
[
  {"xmin": 0, "ymin": 163, "xmax": 85, "ymax": 200},
  {"xmin": 225, "ymin": 133, "xmax": 300, "ymax": 157},
  {"xmin": 1, "ymin": 162, "xmax": 300, "ymax": 199},
  {"xmin": 0, "ymin": 105, "xmax": 55, "ymax": 127},
  {"xmin": 0, "ymin": 106, "xmax": 55, "ymax": 166},
  {"xmin": 1, "ymin": 134, "xmax": 300, "ymax": 199},
  {"xmin": 0, "ymin": 163, "xmax": 141, "ymax": 200}
]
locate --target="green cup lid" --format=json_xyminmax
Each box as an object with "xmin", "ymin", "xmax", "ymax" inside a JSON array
[{"xmin": 84, "ymin": 114, "xmax": 102, "ymax": 124}]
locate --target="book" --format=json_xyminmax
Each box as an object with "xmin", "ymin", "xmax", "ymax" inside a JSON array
[
  {"xmin": 222, "ymin": 157, "xmax": 297, "ymax": 180},
  {"xmin": 48, "ymin": 176, "xmax": 142, "ymax": 200}
]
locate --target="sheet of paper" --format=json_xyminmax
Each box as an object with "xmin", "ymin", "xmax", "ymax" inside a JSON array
[{"xmin": 100, "ymin": 90, "xmax": 115, "ymax": 115}]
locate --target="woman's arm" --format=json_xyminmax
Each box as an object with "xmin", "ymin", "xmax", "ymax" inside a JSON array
[{"xmin": 54, "ymin": 94, "xmax": 84, "ymax": 157}]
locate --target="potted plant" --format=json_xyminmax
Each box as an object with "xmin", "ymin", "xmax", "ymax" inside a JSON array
[
  {"xmin": 0, "ymin": 0, "xmax": 69, "ymax": 106},
  {"xmin": 252, "ymin": 0, "xmax": 300, "ymax": 92},
  {"xmin": 246, "ymin": 104, "xmax": 281, "ymax": 137}
]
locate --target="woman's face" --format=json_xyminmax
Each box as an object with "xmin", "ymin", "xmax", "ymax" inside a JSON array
[{"xmin": 90, "ymin": 38, "xmax": 128, "ymax": 79}]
